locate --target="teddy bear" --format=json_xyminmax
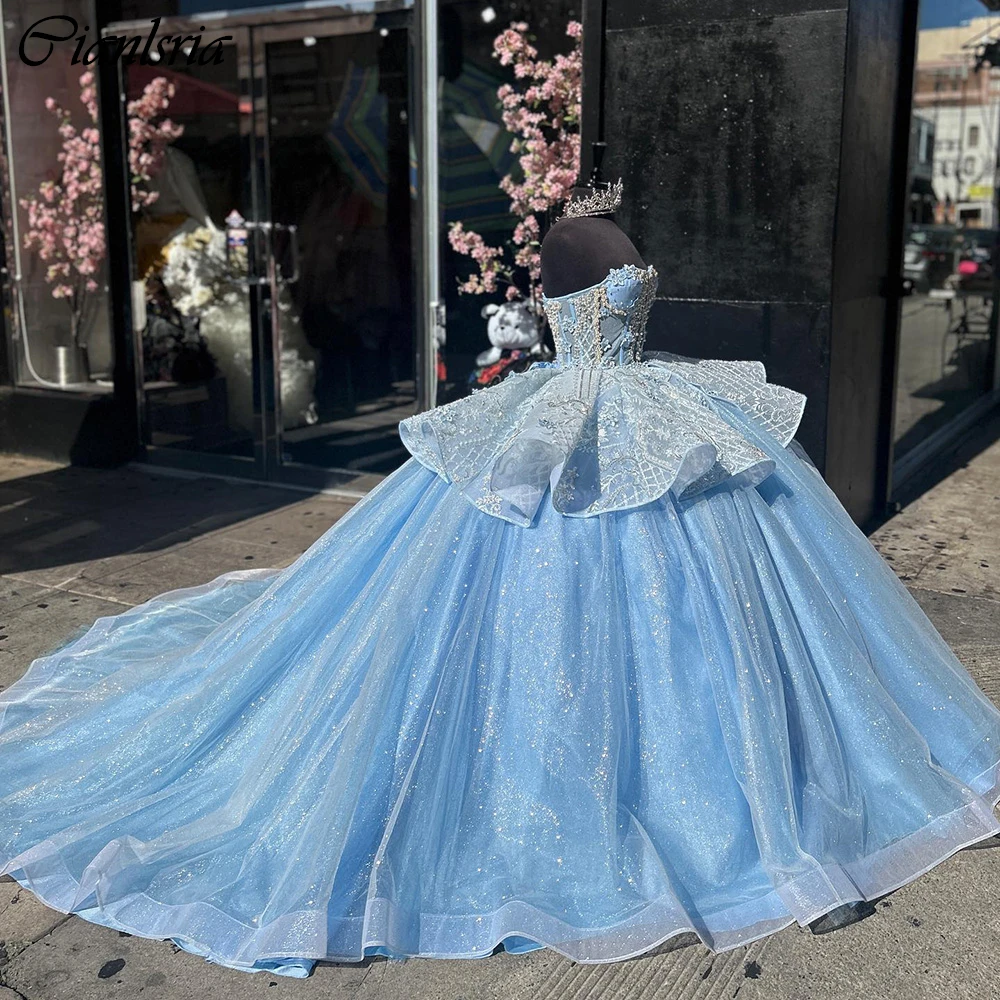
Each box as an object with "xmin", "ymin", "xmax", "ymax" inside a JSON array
[{"xmin": 475, "ymin": 300, "xmax": 545, "ymax": 367}]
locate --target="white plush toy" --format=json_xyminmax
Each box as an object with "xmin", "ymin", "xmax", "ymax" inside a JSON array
[{"xmin": 475, "ymin": 300, "xmax": 544, "ymax": 367}]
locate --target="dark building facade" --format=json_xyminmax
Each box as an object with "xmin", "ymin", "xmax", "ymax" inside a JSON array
[{"xmin": 582, "ymin": 0, "xmax": 968, "ymax": 530}]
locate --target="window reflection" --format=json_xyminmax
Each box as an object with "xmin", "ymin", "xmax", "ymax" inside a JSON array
[
  {"xmin": 895, "ymin": 6, "xmax": 1000, "ymax": 463},
  {"xmin": 437, "ymin": 1, "xmax": 580, "ymax": 402}
]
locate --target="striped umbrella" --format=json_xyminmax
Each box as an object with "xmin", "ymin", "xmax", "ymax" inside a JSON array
[
  {"xmin": 440, "ymin": 63, "xmax": 518, "ymax": 230},
  {"xmin": 327, "ymin": 61, "xmax": 517, "ymax": 228},
  {"xmin": 326, "ymin": 61, "xmax": 390, "ymax": 211}
]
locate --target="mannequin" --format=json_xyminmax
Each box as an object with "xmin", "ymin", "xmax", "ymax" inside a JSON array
[
  {"xmin": 540, "ymin": 216, "xmax": 646, "ymax": 298},
  {"xmin": 7, "ymin": 169, "xmax": 999, "ymax": 978},
  {"xmin": 542, "ymin": 195, "xmax": 872, "ymax": 943}
]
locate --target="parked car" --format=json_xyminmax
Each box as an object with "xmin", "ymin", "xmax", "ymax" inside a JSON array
[
  {"xmin": 952, "ymin": 228, "xmax": 1000, "ymax": 296},
  {"xmin": 903, "ymin": 224, "xmax": 957, "ymax": 293}
]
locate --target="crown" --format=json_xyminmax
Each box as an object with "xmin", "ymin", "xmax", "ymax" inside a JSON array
[{"xmin": 560, "ymin": 178, "xmax": 623, "ymax": 221}]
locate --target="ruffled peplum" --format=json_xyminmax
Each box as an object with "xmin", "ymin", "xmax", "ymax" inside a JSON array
[{"xmin": 398, "ymin": 354, "xmax": 807, "ymax": 527}]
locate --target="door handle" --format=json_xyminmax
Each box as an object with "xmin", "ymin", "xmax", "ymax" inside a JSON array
[
  {"xmin": 225, "ymin": 215, "xmax": 268, "ymax": 287},
  {"xmin": 432, "ymin": 300, "xmax": 446, "ymax": 347},
  {"xmin": 224, "ymin": 219, "xmax": 299, "ymax": 287},
  {"xmin": 285, "ymin": 224, "xmax": 300, "ymax": 285},
  {"xmin": 271, "ymin": 223, "xmax": 300, "ymax": 286}
]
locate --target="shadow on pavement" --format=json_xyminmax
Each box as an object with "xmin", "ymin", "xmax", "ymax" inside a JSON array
[
  {"xmin": 0, "ymin": 464, "xmax": 305, "ymax": 578},
  {"xmin": 892, "ymin": 401, "xmax": 1000, "ymax": 513}
]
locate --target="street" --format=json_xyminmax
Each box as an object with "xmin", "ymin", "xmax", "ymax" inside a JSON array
[{"xmin": 895, "ymin": 291, "xmax": 995, "ymax": 458}]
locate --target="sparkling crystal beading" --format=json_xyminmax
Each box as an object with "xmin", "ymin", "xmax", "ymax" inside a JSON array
[{"xmin": 398, "ymin": 265, "xmax": 807, "ymax": 526}]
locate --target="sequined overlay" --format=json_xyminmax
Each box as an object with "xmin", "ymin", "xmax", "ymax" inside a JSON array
[
  {"xmin": 398, "ymin": 265, "xmax": 807, "ymax": 526},
  {"xmin": 543, "ymin": 263, "xmax": 657, "ymax": 369}
]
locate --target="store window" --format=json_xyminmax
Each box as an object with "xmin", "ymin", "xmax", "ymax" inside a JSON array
[
  {"xmin": 894, "ymin": 2, "xmax": 1000, "ymax": 480},
  {"xmin": 0, "ymin": 0, "xmax": 585, "ymax": 472},
  {"xmin": 103, "ymin": 0, "xmax": 423, "ymax": 485},
  {"xmin": 1, "ymin": 0, "xmax": 113, "ymax": 392},
  {"xmin": 435, "ymin": 0, "xmax": 580, "ymax": 401}
]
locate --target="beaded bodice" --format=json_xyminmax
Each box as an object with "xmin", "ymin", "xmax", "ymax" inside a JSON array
[
  {"xmin": 542, "ymin": 264, "xmax": 658, "ymax": 369},
  {"xmin": 398, "ymin": 257, "xmax": 806, "ymax": 527}
]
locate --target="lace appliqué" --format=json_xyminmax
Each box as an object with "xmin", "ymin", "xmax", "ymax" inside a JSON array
[
  {"xmin": 643, "ymin": 353, "xmax": 806, "ymax": 448},
  {"xmin": 543, "ymin": 264, "xmax": 658, "ymax": 369},
  {"xmin": 398, "ymin": 266, "xmax": 807, "ymax": 527}
]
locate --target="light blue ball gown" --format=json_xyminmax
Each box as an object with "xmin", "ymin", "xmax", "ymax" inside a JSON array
[{"xmin": 2, "ymin": 264, "xmax": 999, "ymax": 978}]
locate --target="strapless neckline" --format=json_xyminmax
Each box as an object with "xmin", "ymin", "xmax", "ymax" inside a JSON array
[
  {"xmin": 541, "ymin": 262, "xmax": 659, "ymax": 370},
  {"xmin": 541, "ymin": 262, "xmax": 659, "ymax": 303}
]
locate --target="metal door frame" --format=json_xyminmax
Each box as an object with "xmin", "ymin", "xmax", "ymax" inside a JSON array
[
  {"xmin": 884, "ymin": 4, "xmax": 1000, "ymax": 504},
  {"xmin": 104, "ymin": 0, "xmax": 439, "ymax": 490}
]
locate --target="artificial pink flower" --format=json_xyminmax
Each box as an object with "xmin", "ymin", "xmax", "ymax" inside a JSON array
[
  {"xmin": 21, "ymin": 73, "xmax": 182, "ymax": 347},
  {"xmin": 449, "ymin": 20, "xmax": 581, "ymax": 307}
]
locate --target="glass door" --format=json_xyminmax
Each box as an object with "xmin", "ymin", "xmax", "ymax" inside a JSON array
[
  {"xmin": 255, "ymin": 9, "xmax": 421, "ymax": 488},
  {"xmin": 119, "ymin": 25, "xmax": 260, "ymax": 478},
  {"xmin": 108, "ymin": 1, "xmax": 436, "ymax": 490}
]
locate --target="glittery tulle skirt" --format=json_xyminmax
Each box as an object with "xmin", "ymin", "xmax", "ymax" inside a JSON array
[{"xmin": 1, "ymin": 402, "xmax": 999, "ymax": 977}]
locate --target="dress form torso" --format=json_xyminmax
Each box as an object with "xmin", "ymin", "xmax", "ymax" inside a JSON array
[{"xmin": 540, "ymin": 217, "xmax": 646, "ymax": 298}]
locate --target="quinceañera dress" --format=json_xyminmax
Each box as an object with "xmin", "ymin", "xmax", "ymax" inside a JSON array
[{"xmin": 2, "ymin": 264, "xmax": 1000, "ymax": 978}]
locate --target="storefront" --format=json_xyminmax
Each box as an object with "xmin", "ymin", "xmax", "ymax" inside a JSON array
[
  {"xmin": 0, "ymin": 0, "xmax": 578, "ymax": 487},
  {"xmin": 585, "ymin": 0, "xmax": 1000, "ymax": 529},
  {"xmin": 5, "ymin": 0, "xmax": 999, "ymax": 530}
]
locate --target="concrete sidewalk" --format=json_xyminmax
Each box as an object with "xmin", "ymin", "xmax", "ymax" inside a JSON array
[{"xmin": 1, "ymin": 441, "xmax": 999, "ymax": 1000}]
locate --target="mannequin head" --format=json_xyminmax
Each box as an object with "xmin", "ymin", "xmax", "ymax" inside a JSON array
[{"xmin": 540, "ymin": 216, "xmax": 646, "ymax": 298}]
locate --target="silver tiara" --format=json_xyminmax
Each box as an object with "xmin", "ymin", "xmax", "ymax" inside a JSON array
[{"xmin": 560, "ymin": 178, "xmax": 623, "ymax": 221}]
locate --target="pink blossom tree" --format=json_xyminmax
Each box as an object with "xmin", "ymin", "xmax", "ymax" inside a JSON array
[
  {"xmin": 19, "ymin": 72, "xmax": 183, "ymax": 355},
  {"xmin": 448, "ymin": 20, "xmax": 582, "ymax": 306}
]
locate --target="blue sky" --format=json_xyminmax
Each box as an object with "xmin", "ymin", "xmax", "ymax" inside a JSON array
[{"xmin": 921, "ymin": 0, "xmax": 999, "ymax": 28}]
